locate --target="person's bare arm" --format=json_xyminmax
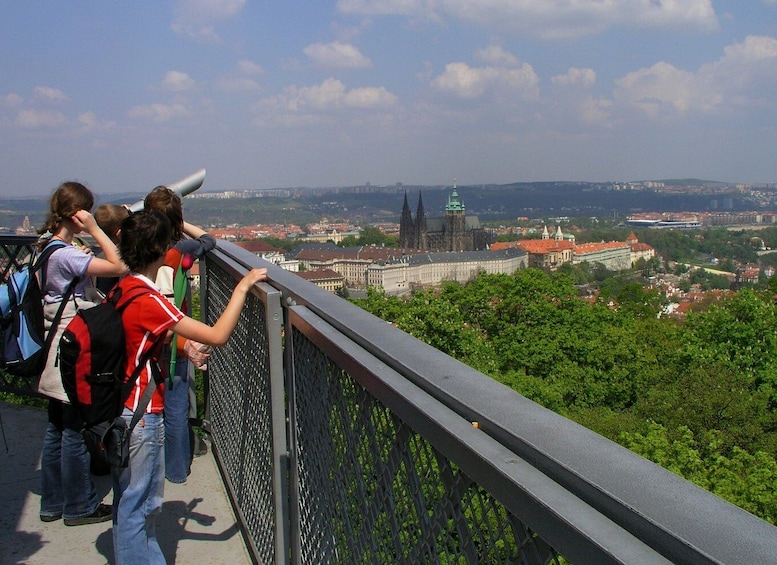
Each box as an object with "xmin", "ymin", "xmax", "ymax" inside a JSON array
[
  {"xmin": 72, "ymin": 210, "xmax": 128, "ymax": 277},
  {"xmin": 170, "ymin": 268, "xmax": 267, "ymax": 346},
  {"xmin": 182, "ymin": 221, "xmax": 207, "ymax": 239}
]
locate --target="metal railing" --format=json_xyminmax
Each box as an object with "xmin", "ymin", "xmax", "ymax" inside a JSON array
[
  {"xmin": 202, "ymin": 241, "xmax": 777, "ymax": 564},
  {"xmin": 3, "ymin": 234, "xmax": 777, "ymax": 564}
]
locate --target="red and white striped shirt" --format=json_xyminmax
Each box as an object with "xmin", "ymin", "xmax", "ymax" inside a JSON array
[{"xmin": 118, "ymin": 273, "xmax": 184, "ymax": 414}]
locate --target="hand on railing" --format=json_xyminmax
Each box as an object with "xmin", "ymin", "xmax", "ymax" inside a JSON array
[{"xmin": 184, "ymin": 339, "xmax": 212, "ymax": 370}]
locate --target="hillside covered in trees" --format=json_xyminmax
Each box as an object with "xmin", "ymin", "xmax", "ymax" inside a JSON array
[{"xmin": 352, "ymin": 269, "xmax": 777, "ymax": 525}]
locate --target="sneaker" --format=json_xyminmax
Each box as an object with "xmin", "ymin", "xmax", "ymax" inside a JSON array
[
  {"xmin": 40, "ymin": 513, "xmax": 62, "ymax": 522},
  {"xmin": 64, "ymin": 503, "xmax": 112, "ymax": 526}
]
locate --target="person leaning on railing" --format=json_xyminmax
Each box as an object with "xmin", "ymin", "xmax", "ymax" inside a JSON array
[
  {"xmin": 143, "ymin": 185, "xmax": 217, "ymax": 484},
  {"xmin": 111, "ymin": 209, "xmax": 266, "ymax": 564}
]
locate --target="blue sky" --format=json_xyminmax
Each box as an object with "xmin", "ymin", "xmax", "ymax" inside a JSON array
[{"xmin": 2, "ymin": 1, "xmax": 777, "ymax": 198}]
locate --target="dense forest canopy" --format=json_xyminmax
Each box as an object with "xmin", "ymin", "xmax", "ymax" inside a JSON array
[{"xmin": 352, "ymin": 269, "xmax": 777, "ymax": 524}]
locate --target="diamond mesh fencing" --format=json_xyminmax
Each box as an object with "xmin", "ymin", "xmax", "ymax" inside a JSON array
[
  {"xmin": 3, "ymin": 235, "xmax": 773, "ymax": 564},
  {"xmin": 289, "ymin": 324, "xmax": 560, "ymax": 565},
  {"xmin": 204, "ymin": 259, "xmax": 278, "ymax": 563}
]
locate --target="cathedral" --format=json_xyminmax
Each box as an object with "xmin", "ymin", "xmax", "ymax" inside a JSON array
[{"xmin": 399, "ymin": 184, "xmax": 491, "ymax": 252}]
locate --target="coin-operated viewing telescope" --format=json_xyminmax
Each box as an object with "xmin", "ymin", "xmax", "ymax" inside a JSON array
[{"xmin": 127, "ymin": 168, "xmax": 206, "ymax": 213}]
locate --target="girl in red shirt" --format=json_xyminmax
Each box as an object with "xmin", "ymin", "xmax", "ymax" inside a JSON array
[{"xmin": 111, "ymin": 210, "xmax": 266, "ymax": 565}]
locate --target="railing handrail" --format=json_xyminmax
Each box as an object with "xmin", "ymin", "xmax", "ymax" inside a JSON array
[
  {"xmin": 214, "ymin": 240, "xmax": 777, "ymax": 564},
  {"xmin": 2, "ymin": 232, "xmax": 775, "ymax": 564}
]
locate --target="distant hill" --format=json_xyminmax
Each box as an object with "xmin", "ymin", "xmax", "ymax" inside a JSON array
[{"xmin": 0, "ymin": 181, "xmax": 765, "ymax": 232}]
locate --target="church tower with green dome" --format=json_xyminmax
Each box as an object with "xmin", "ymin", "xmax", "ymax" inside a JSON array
[
  {"xmin": 398, "ymin": 179, "xmax": 492, "ymax": 253},
  {"xmin": 444, "ymin": 180, "xmax": 467, "ymax": 251}
]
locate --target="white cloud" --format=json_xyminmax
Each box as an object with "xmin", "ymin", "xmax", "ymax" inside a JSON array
[
  {"xmin": 338, "ymin": 0, "xmax": 719, "ymax": 39},
  {"xmin": 171, "ymin": 0, "xmax": 245, "ymax": 42},
  {"xmin": 238, "ymin": 60, "xmax": 263, "ymax": 75},
  {"xmin": 215, "ymin": 61, "xmax": 263, "ymax": 92},
  {"xmin": 475, "ymin": 46, "xmax": 519, "ymax": 67},
  {"xmin": 552, "ymin": 68, "xmax": 596, "ymax": 88},
  {"xmin": 162, "ymin": 71, "xmax": 196, "ymax": 92},
  {"xmin": 129, "ymin": 102, "xmax": 191, "ymax": 122},
  {"xmin": 344, "ymin": 86, "xmax": 396, "ymax": 108},
  {"xmin": 548, "ymin": 68, "xmax": 613, "ymax": 127},
  {"xmin": 1, "ymin": 93, "xmax": 23, "ymax": 108},
  {"xmin": 285, "ymin": 78, "xmax": 396, "ymax": 110},
  {"xmin": 431, "ymin": 61, "xmax": 539, "ymax": 99},
  {"xmin": 32, "ymin": 86, "xmax": 67, "ymax": 103},
  {"xmin": 76, "ymin": 112, "xmax": 115, "ymax": 132},
  {"xmin": 614, "ymin": 62, "xmax": 708, "ymax": 116},
  {"xmin": 253, "ymin": 78, "xmax": 397, "ymax": 127},
  {"xmin": 614, "ymin": 35, "xmax": 777, "ymax": 118},
  {"xmin": 15, "ymin": 109, "xmax": 67, "ymax": 128},
  {"xmin": 304, "ymin": 42, "xmax": 372, "ymax": 69}
]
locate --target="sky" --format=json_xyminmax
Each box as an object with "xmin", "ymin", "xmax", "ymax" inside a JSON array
[{"xmin": 1, "ymin": 1, "xmax": 777, "ymax": 199}]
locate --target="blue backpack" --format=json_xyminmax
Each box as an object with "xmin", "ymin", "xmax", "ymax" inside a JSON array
[{"xmin": 0, "ymin": 240, "xmax": 75, "ymax": 377}]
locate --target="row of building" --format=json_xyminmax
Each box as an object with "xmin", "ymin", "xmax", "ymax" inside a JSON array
[
  {"xmin": 227, "ymin": 225, "xmax": 654, "ymax": 295},
  {"xmin": 218, "ymin": 187, "xmax": 657, "ymax": 294}
]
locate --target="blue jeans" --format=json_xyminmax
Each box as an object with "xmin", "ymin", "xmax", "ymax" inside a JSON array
[
  {"xmin": 40, "ymin": 399, "xmax": 100, "ymax": 520},
  {"xmin": 164, "ymin": 356, "xmax": 193, "ymax": 483},
  {"xmin": 112, "ymin": 409, "xmax": 165, "ymax": 565}
]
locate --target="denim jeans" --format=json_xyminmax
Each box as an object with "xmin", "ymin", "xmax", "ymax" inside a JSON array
[
  {"xmin": 112, "ymin": 409, "xmax": 165, "ymax": 565},
  {"xmin": 40, "ymin": 399, "xmax": 100, "ymax": 520},
  {"xmin": 164, "ymin": 356, "xmax": 193, "ymax": 483}
]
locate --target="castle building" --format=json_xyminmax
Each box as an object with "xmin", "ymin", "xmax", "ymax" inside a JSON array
[{"xmin": 399, "ymin": 183, "xmax": 491, "ymax": 252}]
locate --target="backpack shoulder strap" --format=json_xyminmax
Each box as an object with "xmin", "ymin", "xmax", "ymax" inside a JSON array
[
  {"xmin": 33, "ymin": 239, "xmax": 69, "ymax": 290},
  {"xmin": 36, "ymin": 240, "xmax": 78, "ymax": 358},
  {"xmin": 109, "ymin": 283, "xmax": 149, "ymax": 312},
  {"xmin": 113, "ymin": 283, "xmax": 163, "ymax": 406},
  {"xmin": 168, "ymin": 264, "xmax": 189, "ymax": 369},
  {"xmin": 31, "ymin": 239, "xmax": 68, "ymax": 275},
  {"xmin": 127, "ymin": 361, "xmax": 163, "ymax": 432}
]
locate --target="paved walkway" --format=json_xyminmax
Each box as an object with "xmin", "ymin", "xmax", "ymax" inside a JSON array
[{"xmin": 0, "ymin": 402, "xmax": 252, "ymax": 565}]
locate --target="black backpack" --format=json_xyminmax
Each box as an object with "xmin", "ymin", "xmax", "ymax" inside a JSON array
[
  {"xmin": 59, "ymin": 285, "xmax": 151, "ymax": 426},
  {"xmin": 60, "ymin": 285, "xmax": 161, "ymax": 467},
  {"xmin": 0, "ymin": 239, "xmax": 75, "ymax": 377}
]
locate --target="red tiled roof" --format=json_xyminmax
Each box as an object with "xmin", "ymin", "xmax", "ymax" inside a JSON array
[
  {"xmin": 517, "ymin": 239, "xmax": 574, "ymax": 253},
  {"xmin": 574, "ymin": 241, "xmax": 630, "ymax": 253}
]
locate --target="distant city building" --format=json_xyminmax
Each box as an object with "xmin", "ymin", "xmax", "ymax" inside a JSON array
[
  {"xmin": 366, "ymin": 248, "xmax": 527, "ymax": 294},
  {"xmin": 492, "ymin": 226, "xmax": 652, "ymax": 272},
  {"xmin": 291, "ymin": 245, "xmax": 415, "ymax": 288},
  {"xmin": 491, "ymin": 225, "xmax": 575, "ymax": 270},
  {"xmin": 573, "ymin": 241, "xmax": 632, "ymax": 271},
  {"xmin": 234, "ymin": 241, "xmax": 300, "ymax": 271},
  {"xmin": 626, "ymin": 232, "xmax": 656, "ymax": 266},
  {"xmin": 16, "ymin": 215, "xmax": 33, "ymax": 234},
  {"xmin": 399, "ymin": 183, "xmax": 492, "ymax": 252},
  {"xmin": 301, "ymin": 229, "xmax": 362, "ymax": 244},
  {"xmin": 294, "ymin": 268, "xmax": 345, "ymax": 293}
]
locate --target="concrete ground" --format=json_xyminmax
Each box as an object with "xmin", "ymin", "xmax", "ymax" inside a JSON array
[{"xmin": 0, "ymin": 402, "xmax": 252, "ymax": 565}]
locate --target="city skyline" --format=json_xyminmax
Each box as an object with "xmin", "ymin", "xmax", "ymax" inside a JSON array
[{"xmin": 1, "ymin": 1, "xmax": 777, "ymax": 198}]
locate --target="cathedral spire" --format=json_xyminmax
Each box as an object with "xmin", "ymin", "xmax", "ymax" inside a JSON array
[
  {"xmin": 415, "ymin": 192, "xmax": 427, "ymax": 250},
  {"xmin": 399, "ymin": 191, "xmax": 414, "ymax": 248}
]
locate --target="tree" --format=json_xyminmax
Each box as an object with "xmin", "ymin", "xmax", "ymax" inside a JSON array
[
  {"xmin": 351, "ymin": 268, "xmax": 777, "ymax": 524},
  {"xmin": 621, "ymin": 422, "xmax": 777, "ymax": 525},
  {"xmin": 338, "ymin": 226, "xmax": 397, "ymax": 248}
]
